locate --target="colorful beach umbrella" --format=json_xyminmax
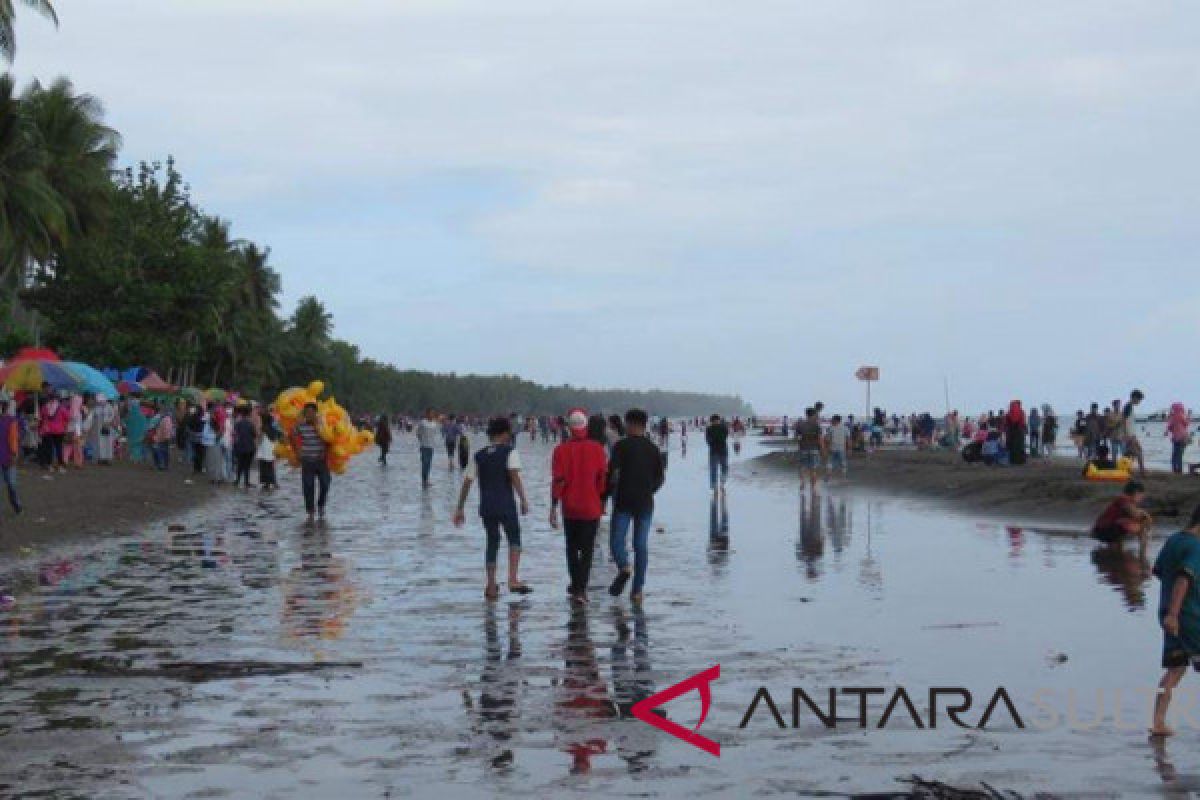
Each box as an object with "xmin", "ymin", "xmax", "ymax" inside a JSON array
[
  {"xmin": 117, "ymin": 380, "xmax": 143, "ymax": 395},
  {"xmin": 181, "ymin": 387, "xmax": 206, "ymax": 405},
  {"xmin": 205, "ymin": 388, "xmax": 227, "ymax": 402},
  {"xmin": 61, "ymin": 362, "xmax": 120, "ymax": 399},
  {"xmin": 0, "ymin": 359, "xmax": 118, "ymax": 399},
  {"xmin": 0, "ymin": 359, "xmax": 77, "ymax": 392}
]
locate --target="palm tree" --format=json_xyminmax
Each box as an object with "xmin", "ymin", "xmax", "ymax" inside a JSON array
[
  {"xmin": 0, "ymin": 72, "xmax": 64, "ymax": 315},
  {"xmin": 21, "ymin": 78, "xmax": 120, "ymax": 242},
  {"xmin": 289, "ymin": 295, "xmax": 333, "ymax": 346},
  {"xmin": 220, "ymin": 242, "xmax": 282, "ymax": 390},
  {"xmin": 282, "ymin": 296, "xmax": 334, "ymax": 386},
  {"xmin": 0, "ymin": 0, "xmax": 58, "ymax": 62}
]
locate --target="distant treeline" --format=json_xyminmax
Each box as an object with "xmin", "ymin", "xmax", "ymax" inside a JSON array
[
  {"xmin": 326, "ymin": 356, "xmax": 752, "ymax": 417},
  {"xmin": 0, "ymin": 76, "xmax": 747, "ymax": 417}
]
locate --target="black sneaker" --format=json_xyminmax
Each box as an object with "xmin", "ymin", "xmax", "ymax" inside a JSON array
[{"xmin": 609, "ymin": 570, "xmax": 631, "ymax": 597}]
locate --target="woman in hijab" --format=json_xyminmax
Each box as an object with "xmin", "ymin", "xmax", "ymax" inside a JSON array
[
  {"xmin": 1166, "ymin": 403, "xmax": 1192, "ymax": 475},
  {"xmin": 1006, "ymin": 400, "xmax": 1028, "ymax": 465},
  {"xmin": 123, "ymin": 400, "xmax": 148, "ymax": 464}
]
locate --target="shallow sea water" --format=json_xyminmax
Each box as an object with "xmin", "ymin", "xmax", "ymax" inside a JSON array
[{"xmin": 0, "ymin": 434, "xmax": 1194, "ymax": 798}]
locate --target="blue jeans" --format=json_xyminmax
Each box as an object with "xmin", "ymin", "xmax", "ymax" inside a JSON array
[
  {"xmin": 708, "ymin": 451, "xmax": 728, "ymax": 489},
  {"xmin": 1172, "ymin": 440, "xmax": 1188, "ymax": 474},
  {"xmin": 419, "ymin": 446, "xmax": 434, "ymax": 485},
  {"xmin": 152, "ymin": 442, "xmax": 169, "ymax": 471},
  {"xmin": 610, "ymin": 510, "xmax": 653, "ymax": 594},
  {"xmin": 0, "ymin": 465, "xmax": 20, "ymax": 513}
]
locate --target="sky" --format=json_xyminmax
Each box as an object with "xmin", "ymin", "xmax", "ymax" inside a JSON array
[{"xmin": 10, "ymin": 1, "xmax": 1199, "ymax": 414}]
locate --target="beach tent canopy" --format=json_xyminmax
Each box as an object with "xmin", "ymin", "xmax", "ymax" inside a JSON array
[
  {"xmin": 139, "ymin": 371, "xmax": 174, "ymax": 392},
  {"xmin": 104, "ymin": 366, "xmax": 175, "ymax": 390}
]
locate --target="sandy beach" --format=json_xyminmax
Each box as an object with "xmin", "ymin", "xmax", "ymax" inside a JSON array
[
  {"xmin": 0, "ymin": 462, "xmax": 220, "ymax": 558},
  {"xmin": 753, "ymin": 442, "xmax": 1200, "ymax": 530}
]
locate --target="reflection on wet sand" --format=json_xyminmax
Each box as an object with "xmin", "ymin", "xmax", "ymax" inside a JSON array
[
  {"xmin": 1090, "ymin": 545, "xmax": 1150, "ymax": 611},
  {"xmin": 282, "ymin": 526, "xmax": 359, "ymax": 642},
  {"xmin": 858, "ymin": 502, "xmax": 883, "ymax": 596},
  {"xmin": 796, "ymin": 491, "xmax": 822, "ymax": 579},
  {"xmin": 997, "ymin": 523, "xmax": 1151, "ymax": 612},
  {"xmin": 1152, "ymin": 736, "xmax": 1200, "ymax": 795},
  {"xmin": 463, "ymin": 602, "xmax": 524, "ymax": 769},
  {"xmin": 797, "ymin": 493, "xmax": 858, "ymax": 581},
  {"xmin": 700, "ymin": 494, "xmax": 729, "ymax": 563},
  {"xmin": 555, "ymin": 609, "xmax": 616, "ymax": 775},
  {"xmin": 610, "ymin": 606, "xmax": 658, "ymax": 774}
]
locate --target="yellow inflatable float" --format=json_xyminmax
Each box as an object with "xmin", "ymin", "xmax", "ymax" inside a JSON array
[
  {"xmin": 272, "ymin": 380, "xmax": 374, "ymax": 474},
  {"xmin": 1085, "ymin": 456, "xmax": 1135, "ymax": 482}
]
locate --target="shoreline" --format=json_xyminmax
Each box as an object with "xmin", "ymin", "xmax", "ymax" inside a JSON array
[
  {"xmin": 0, "ymin": 461, "xmax": 220, "ymax": 561},
  {"xmin": 752, "ymin": 443, "xmax": 1200, "ymax": 532}
]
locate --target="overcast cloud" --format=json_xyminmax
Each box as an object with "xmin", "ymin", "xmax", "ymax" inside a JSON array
[{"xmin": 11, "ymin": 1, "xmax": 1199, "ymax": 414}]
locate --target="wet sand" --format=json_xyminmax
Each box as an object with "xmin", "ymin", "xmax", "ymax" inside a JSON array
[
  {"xmin": 0, "ymin": 461, "xmax": 221, "ymax": 559},
  {"xmin": 754, "ymin": 443, "xmax": 1200, "ymax": 530},
  {"xmin": 2, "ymin": 437, "xmax": 1197, "ymax": 797}
]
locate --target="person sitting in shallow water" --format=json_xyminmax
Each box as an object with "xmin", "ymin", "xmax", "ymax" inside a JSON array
[{"xmin": 1092, "ymin": 480, "xmax": 1151, "ymax": 559}]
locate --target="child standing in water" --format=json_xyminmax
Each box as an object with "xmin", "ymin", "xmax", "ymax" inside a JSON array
[
  {"xmin": 1150, "ymin": 505, "xmax": 1200, "ymax": 737},
  {"xmin": 454, "ymin": 417, "xmax": 532, "ymax": 600}
]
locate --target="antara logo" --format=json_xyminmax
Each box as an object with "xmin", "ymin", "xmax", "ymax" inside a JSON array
[{"xmin": 631, "ymin": 664, "xmax": 721, "ymax": 757}]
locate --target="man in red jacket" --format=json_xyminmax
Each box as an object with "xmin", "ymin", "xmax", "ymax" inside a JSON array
[{"xmin": 550, "ymin": 408, "xmax": 609, "ymax": 604}]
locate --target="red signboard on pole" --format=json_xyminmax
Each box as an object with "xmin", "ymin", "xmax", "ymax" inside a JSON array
[{"xmin": 855, "ymin": 366, "xmax": 879, "ymax": 382}]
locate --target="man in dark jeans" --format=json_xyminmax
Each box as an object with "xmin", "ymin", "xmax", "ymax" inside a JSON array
[
  {"xmin": 550, "ymin": 408, "xmax": 608, "ymax": 605},
  {"xmin": 188, "ymin": 405, "xmax": 207, "ymax": 474},
  {"xmin": 607, "ymin": 409, "xmax": 665, "ymax": 604},
  {"xmin": 705, "ymin": 414, "xmax": 730, "ymax": 493},
  {"xmin": 291, "ymin": 402, "xmax": 331, "ymax": 520}
]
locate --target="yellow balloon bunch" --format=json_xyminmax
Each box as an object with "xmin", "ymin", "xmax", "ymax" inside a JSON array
[{"xmin": 272, "ymin": 380, "xmax": 374, "ymax": 473}]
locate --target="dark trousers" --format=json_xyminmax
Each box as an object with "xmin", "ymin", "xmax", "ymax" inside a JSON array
[
  {"xmin": 192, "ymin": 442, "xmax": 206, "ymax": 473},
  {"xmin": 301, "ymin": 460, "xmax": 331, "ymax": 514},
  {"xmin": 258, "ymin": 459, "xmax": 277, "ymax": 488},
  {"xmin": 1172, "ymin": 441, "xmax": 1187, "ymax": 474},
  {"xmin": 234, "ymin": 451, "xmax": 255, "ymax": 487},
  {"xmin": 563, "ymin": 518, "xmax": 599, "ymax": 595},
  {"xmin": 419, "ymin": 446, "xmax": 433, "ymax": 485},
  {"xmin": 40, "ymin": 434, "xmax": 64, "ymax": 468},
  {"xmin": 152, "ymin": 442, "xmax": 170, "ymax": 470},
  {"xmin": 1, "ymin": 465, "xmax": 20, "ymax": 513}
]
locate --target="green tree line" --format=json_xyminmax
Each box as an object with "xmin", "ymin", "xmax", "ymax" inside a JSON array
[{"xmin": 1, "ymin": 58, "xmax": 749, "ymax": 416}]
